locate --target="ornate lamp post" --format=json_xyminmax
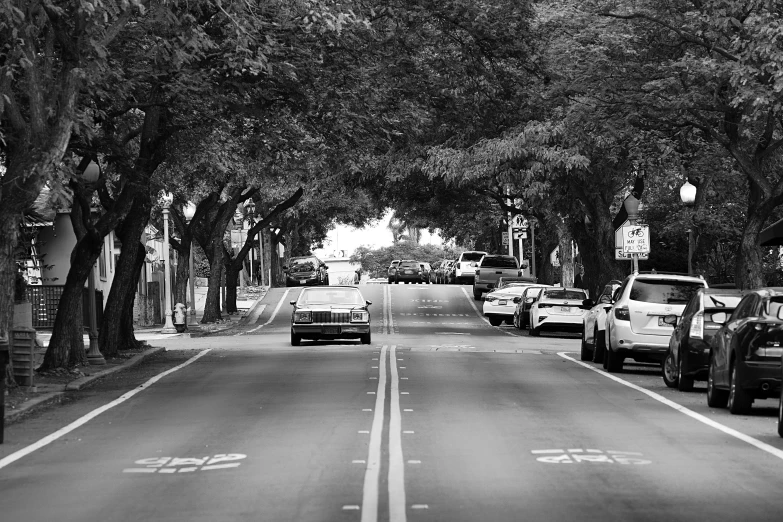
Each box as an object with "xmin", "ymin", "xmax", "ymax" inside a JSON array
[
  {"xmin": 680, "ymin": 180, "xmax": 697, "ymax": 276},
  {"xmin": 160, "ymin": 192, "xmax": 177, "ymax": 333},
  {"xmin": 183, "ymin": 202, "xmax": 199, "ymax": 330},
  {"xmin": 82, "ymin": 161, "xmax": 106, "ymax": 365}
]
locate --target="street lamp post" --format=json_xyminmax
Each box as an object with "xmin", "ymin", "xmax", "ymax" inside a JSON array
[
  {"xmin": 183, "ymin": 202, "xmax": 199, "ymax": 330},
  {"xmin": 160, "ymin": 192, "xmax": 177, "ymax": 333},
  {"xmin": 680, "ymin": 180, "xmax": 697, "ymax": 276},
  {"xmin": 83, "ymin": 161, "xmax": 105, "ymax": 365}
]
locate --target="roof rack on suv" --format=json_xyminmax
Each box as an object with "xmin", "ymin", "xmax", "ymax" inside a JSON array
[{"xmin": 633, "ymin": 270, "xmax": 704, "ymax": 279}]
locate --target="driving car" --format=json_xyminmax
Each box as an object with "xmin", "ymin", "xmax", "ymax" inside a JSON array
[
  {"xmin": 284, "ymin": 256, "xmax": 328, "ymax": 287},
  {"xmin": 580, "ymin": 280, "xmax": 622, "ymax": 362},
  {"xmin": 512, "ymin": 285, "xmax": 550, "ymax": 330},
  {"xmin": 454, "ymin": 250, "xmax": 488, "ymax": 285},
  {"xmin": 604, "ymin": 271, "xmax": 707, "ymax": 373},
  {"xmin": 473, "ymin": 254, "xmax": 523, "ymax": 300},
  {"xmin": 387, "ymin": 260, "xmax": 400, "ymax": 284},
  {"xmin": 706, "ymin": 287, "xmax": 783, "ymax": 414},
  {"xmin": 662, "ymin": 288, "xmax": 747, "ymax": 391},
  {"xmin": 290, "ymin": 286, "xmax": 372, "ymax": 346},
  {"xmin": 483, "ymin": 285, "xmax": 535, "ymax": 326},
  {"xmin": 393, "ymin": 260, "xmax": 424, "ymax": 284},
  {"xmin": 528, "ymin": 287, "xmax": 589, "ymax": 336}
]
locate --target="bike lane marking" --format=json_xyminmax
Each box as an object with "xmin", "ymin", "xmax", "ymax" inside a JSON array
[
  {"xmin": 0, "ymin": 348, "xmax": 213, "ymax": 471},
  {"xmin": 558, "ymin": 351, "xmax": 783, "ymax": 462},
  {"xmin": 242, "ymin": 288, "xmax": 291, "ymax": 334},
  {"xmin": 360, "ymin": 344, "xmax": 388, "ymax": 522}
]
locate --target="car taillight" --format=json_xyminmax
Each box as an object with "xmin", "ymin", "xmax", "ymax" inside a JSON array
[
  {"xmin": 486, "ymin": 295, "xmax": 497, "ymax": 303},
  {"xmin": 538, "ymin": 303, "xmax": 552, "ymax": 309},
  {"xmin": 614, "ymin": 306, "xmax": 630, "ymax": 321},
  {"xmin": 689, "ymin": 312, "xmax": 704, "ymax": 339}
]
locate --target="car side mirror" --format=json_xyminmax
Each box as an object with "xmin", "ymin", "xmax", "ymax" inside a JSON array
[
  {"xmin": 662, "ymin": 314, "xmax": 678, "ymax": 326},
  {"xmin": 366, "ymin": 300, "xmax": 372, "ymax": 306},
  {"xmin": 289, "ymin": 300, "xmax": 296, "ymax": 306},
  {"xmin": 710, "ymin": 311, "xmax": 728, "ymax": 324}
]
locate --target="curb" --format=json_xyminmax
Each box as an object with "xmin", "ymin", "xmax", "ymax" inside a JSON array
[{"xmin": 4, "ymin": 346, "xmax": 166, "ymax": 424}]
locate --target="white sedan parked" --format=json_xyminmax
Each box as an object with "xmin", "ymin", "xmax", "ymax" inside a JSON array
[
  {"xmin": 528, "ymin": 287, "xmax": 589, "ymax": 336},
  {"xmin": 483, "ymin": 285, "xmax": 535, "ymax": 327}
]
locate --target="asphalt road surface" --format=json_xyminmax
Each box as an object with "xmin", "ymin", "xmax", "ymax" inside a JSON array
[{"xmin": 2, "ymin": 284, "xmax": 783, "ymax": 521}]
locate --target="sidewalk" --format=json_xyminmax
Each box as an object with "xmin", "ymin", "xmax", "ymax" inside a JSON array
[{"xmin": 4, "ymin": 285, "xmax": 269, "ymax": 424}]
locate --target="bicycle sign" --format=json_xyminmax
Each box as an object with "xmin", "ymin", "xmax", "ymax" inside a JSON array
[{"xmin": 621, "ymin": 224, "xmax": 650, "ymax": 254}]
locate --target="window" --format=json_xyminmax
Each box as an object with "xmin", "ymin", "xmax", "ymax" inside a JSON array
[
  {"xmin": 629, "ymin": 279, "xmax": 704, "ymax": 304},
  {"xmin": 99, "ymin": 244, "xmax": 107, "ymax": 280},
  {"xmin": 460, "ymin": 252, "xmax": 486, "ymax": 262},
  {"xmin": 480, "ymin": 256, "xmax": 519, "ymax": 268}
]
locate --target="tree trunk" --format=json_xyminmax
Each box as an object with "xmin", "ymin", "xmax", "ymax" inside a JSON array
[
  {"xmin": 0, "ymin": 214, "xmax": 21, "ymax": 386},
  {"xmin": 555, "ymin": 218, "xmax": 574, "ymax": 287},
  {"xmin": 735, "ymin": 212, "xmax": 766, "ymax": 290},
  {"xmin": 99, "ymin": 193, "xmax": 151, "ymax": 355},
  {"xmin": 202, "ymin": 240, "xmax": 225, "ymax": 323},
  {"xmin": 174, "ymin": 243, "xmax": 189, "ymax": 308},
  {"xmin": 225, "ymin": 258, "xmax": 240, "ymax": 314}
]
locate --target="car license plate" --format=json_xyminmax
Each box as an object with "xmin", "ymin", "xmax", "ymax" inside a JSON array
[
  {"xmin": 560, "ymin": 307, "xmax": 570, "ymax": 312},
  {"xmin": 323, "ymin": 326, "xmax": 340, "ymax": 334},
  {"xmin": 499, "ymin": 300, "xmax": 507, "ymax": 306}
]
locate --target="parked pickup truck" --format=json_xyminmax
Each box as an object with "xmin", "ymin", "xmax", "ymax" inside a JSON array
[{"xmin": 473, "ymin": 255, "xmax": 524, "ymax": 300}]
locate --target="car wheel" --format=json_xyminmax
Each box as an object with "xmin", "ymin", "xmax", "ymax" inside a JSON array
[
  {"xmin": 488, "ymin": 315, "xmax": 502, "ymax": 327},
  {"xmin": 606, "ymin": 345, "xmax": 623, "ymax": 373},
  {"xmin": 580, "ymin": 329, "xmax": 592, "ymax": 361},
  {"xmin": 473, "ymin": 290, "xmax": 482, "ymax": 301},
  {"xmin": 662, "ymin": 350, "xmax": 678, "ymax": 388},
  {"xmin": 388, "ymin": 278, "xmax": 393, "ymax": 284},
  {"xmin": 529, "ymin": 324, "xmax": 541, "ymax": 336},
  {"xmin": 592, "ymin": 327, "xmax": 605, "ymax": 364},
  {"xmin": 706, "ymin": 354, "xmax": 729, "ymax": 408},
  {"xmin": 677, "ymin": 353, "xmax": 695, "ymax": 392},
  {"xmin": 291, "ymin": 332, "xmax": 301, "ymax": 346},
  {"xmin": 728, "ymin": 360, "xmax": 753, "ymax": 415},
  {"xmin": 361, "ymin": 333, "xmax": 371, "ymax": 345},
  {"xmin": 777, "ymin": 390, "xmax": 783, "ymax": 438}
]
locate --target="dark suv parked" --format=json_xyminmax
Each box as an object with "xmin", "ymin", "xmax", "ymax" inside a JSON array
[{"xmin": 284, "ymin": 256, "xmax": 328, "ymax": 287}]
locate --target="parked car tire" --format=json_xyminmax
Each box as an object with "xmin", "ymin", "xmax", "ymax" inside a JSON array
[
  {"xmin": 777, "ymin": 391, "xmax": 783, "ymax": 438},
  {"xmin": 707, "ymin": 354, "xmax": 729, "ymax": 408},
  {"xmin": 677, "ymin": 354, "xmax": 695, "ymax": 392},
  {"xmin": 473, "ymin": 290, "xmax": 482, "ymax": 300},
  {"xmin": 662, "ymin": 350, "xmax": 678, "ymax": 388},
  {"xmin": 361, "ymin": 333, "xmax": 371, "ymax": 345},
  {"xmin": 580, "ymin": 330, "xmax": 592, "ymax": 361},
  {"xmin": 728, "ymin": 361, "xmax": 753, "ymax": 415},
  {"xmin": 291, "ymin": 332, "xmax": 301, "ymax": 346},
  {"xmin": 606, "ymin": 345, "xmax": 623, "ymax": 373},
  {"xmin": 488, "ymin": 315, "xmax": 503, "ymax": 327},
  {"xmin": 529, "ymin": 325, "xmax": 541, "ymax": 337},
  {"xmin": 592, "ymin": 326, "xmax": 605, "ymax": 364}
]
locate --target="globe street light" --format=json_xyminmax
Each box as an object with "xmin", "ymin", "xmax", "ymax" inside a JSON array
[
  {"xmin": 83, "ymin": 161, "xmax": 105, "ymax": 365},
  {"xmin": 183, "ymin": 202, "xmax": 199, "ymax": 330},
  {"xmin": 680, "ymin": 180, "xmax": 697, "ymax": 276},
  {"xmin": 160, "ymin": 192, "xmax": 177, "ymax": 333}
]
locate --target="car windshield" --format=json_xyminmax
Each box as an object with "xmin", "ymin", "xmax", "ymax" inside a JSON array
[
  {"xmin": 498, "ymin": 282, "xmax": 531, "ymax": 290},
  {"xmin": 290, "ymin": 258, "xmax": 316, "ymax": 271},
  {"xmin": 399, "ymin": 262, "xmax": 419, "ymax": 269},
  {"xmin": 461, "ymin": 252, "xmax": 485, "ymax": 261},
  {"xmin": 481, "ymin": 256, "xmax": 518, "ymax": 268},
  {"xmin": 298, "ymin": 288, "xmax": 364, "ymax": 306},
  {"xmin": 630, "ymin": 280, "xmax": 704, "ymax": 304},
  {"xmin": 704, "ymin": 294, "xmax": 744, "ymax": 309},
  {"xmin": 543, "ymin": 289, "xmax": 586, "ymax": 300}
]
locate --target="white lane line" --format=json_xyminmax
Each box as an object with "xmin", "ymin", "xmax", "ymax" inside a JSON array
[
  {"xmin": 389, "ymin": 344, "xmax": 407, "ymax": 522},
  {"xmin": 0, "ymin": 348, "xmax": 212, "ymax": 471},
  {"xmin": 557, "ymin": 351, "xmax": 783, "ymax": 462},
  {"xmin": 245, "ymin": 288, "xmax": 291, "ymax": 334},
  {"xmin": 361, "ymin": 344, "xmax": 388, "ymax": 522},
  {"xmin": 460, "ymin": 287, "xmax": 518, "ymax": 337}
]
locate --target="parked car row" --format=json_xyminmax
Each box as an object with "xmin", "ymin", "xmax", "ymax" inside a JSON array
[{"xmin": 578, "ymin": 271, "xmax": 783, "ymax": 437}]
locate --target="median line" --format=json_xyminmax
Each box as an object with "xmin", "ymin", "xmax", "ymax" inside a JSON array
[
  {"xmin": 361, "ymin": 344, "xmax": 388, "ymax": 522},
  {"xmin": 389, "ymin": 344, "xmax": 407, "ymax": 522}
]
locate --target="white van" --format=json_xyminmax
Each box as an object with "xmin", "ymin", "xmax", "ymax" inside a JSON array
[{"xmin": 454, "ymin": 251, "xmax": 488, "ymax": 284}]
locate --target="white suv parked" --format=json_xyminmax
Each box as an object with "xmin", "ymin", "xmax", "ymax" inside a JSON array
[
  {"xmin": 454, "ymin": 251, "xmax": 488, "ymax": 285},
  {"xmin": 604, "ymin": 272, "xmax": 707, "ymax": 373}
]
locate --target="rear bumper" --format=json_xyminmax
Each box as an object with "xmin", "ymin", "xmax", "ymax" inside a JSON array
[
  {"xmin": 609, "ymin": 321, "xmax": 670, "ymax": 355},
  {"xmin": 483, "ymin": 302, "xmax": 517, "ymax": 317},
  {"xmin": 536, "ymin": 313, "xmax": 584, "ymax": 331},
  {"xmin": 737, "ymin": 359, "xmax": 782, "ymax": 397}
]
